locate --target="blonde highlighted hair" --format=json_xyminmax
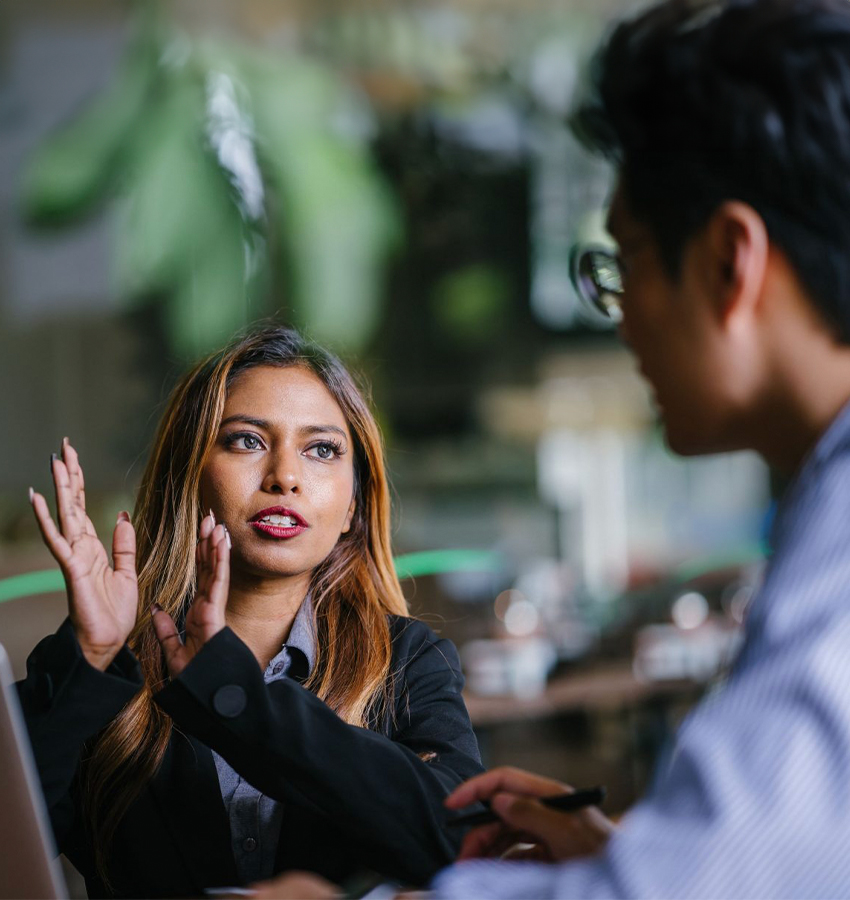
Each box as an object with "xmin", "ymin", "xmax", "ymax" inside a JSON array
[{"xmin": 84, "ymin": 326, "xmax": 408, "ymax": 881}]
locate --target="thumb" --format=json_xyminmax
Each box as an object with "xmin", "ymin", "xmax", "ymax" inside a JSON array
[
  {"xmin": 151, "ymin": 605, "xmax": 185, "ymax": 676},
  {"xmin": 208, "ymin": 529, "xmax": 230, "ymax": 618},
  {"xmin": 112, "ymin": 512, "xmax": 137, "ymax": 576}
]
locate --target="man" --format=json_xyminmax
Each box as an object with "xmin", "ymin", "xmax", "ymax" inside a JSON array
[{"xmin": 263, "ymin": 0, "xmax": 850, "ymax": 896}]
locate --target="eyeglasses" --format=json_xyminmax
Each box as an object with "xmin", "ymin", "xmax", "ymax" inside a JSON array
[{"xmin": 569, "ymin": 245, "xmax": 624, "ymax": 326}]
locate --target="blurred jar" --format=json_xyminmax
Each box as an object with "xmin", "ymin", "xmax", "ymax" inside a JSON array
[{"xmin": 462, "ymin": 637, "xmax": 557, "ymax": 698}]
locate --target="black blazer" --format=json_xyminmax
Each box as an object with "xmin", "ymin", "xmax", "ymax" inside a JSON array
[{"xmin": 17, "ymin": 616, "xmax": 483, "ymax": 898}]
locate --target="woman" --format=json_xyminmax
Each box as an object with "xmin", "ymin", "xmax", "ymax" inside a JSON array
[{"xmin": 18, "ymin": 326, "xmax": 482, "ymax": 899}]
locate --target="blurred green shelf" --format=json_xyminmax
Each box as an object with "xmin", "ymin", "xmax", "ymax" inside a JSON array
[
  {"xmin": 0, "ymin": 549, "xmax": 501, "ymax": 604},
  {"xmin": 0, "ymin": 570, "xmax": 65, "ymax": 604}
]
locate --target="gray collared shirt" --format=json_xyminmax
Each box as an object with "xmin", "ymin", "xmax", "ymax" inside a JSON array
[{"xmin": 212, "ymin": 596, "xmax": 316, "ymax": 884}]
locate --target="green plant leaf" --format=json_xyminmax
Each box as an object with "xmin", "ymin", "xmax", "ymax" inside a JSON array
[
  {"xmin": 275, "ymin": 135, "xmax": 400, "ymax": 349},
  {"xmin": 115, "ymin": 70, "xmax": 238, "ymax": 301},
  {"xmin": 241, "ymin": 49, "xmax": 401, "ymax": 351},
  {"xmin": 432, "ymin": 264, "xmax": 511, "ymax": 343},
  {"xmin": 165, "ymin": 212, "xmax": 260, "ymax": 359}
]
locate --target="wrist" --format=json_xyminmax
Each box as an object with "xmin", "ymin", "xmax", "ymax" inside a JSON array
[{"xmin": 78, "ymin": 640, "xmax": 123, "ymax": 672}]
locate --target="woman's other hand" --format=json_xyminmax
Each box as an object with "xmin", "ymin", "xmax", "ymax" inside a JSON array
[
  {"xmin": 445, "ymin": 766, "xmax": 615, "ymax": 863},
  {"xmin": 249, "ymin": 872, "xmax": 342, "ymax": 899},
  {"xmin": 152, "ymin": 513, "xmax": 229, "ymax": 677},
  {"xmin": 30, "ymin": 438, "xmax": 138, "ymax": 672}
]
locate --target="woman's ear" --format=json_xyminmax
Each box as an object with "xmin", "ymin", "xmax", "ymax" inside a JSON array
[{"xmin": 341, "ymin": 497, "xmax": 356, "ymax": 534}]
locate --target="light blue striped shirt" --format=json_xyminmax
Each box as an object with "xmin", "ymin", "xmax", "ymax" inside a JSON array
[{"xmin": 435, "ymin": 400, "xmax": 850, "ymax": 899}]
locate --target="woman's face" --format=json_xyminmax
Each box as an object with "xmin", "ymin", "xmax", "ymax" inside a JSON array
[{"xmin": 200, "ymin": 365, "xmax": 357, "ymax": 584}]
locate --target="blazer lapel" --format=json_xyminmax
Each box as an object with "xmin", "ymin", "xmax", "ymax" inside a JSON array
[{"xmin": 149, "ymin": 730, "xmax": 238, "ymax": 890}]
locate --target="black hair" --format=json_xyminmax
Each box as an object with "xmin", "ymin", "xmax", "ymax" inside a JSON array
[{"xmin": 572, "ymin": 0, "xmax": 850, "ymax": 341}]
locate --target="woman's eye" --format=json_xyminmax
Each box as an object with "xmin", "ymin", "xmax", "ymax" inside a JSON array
[
  {"xmin": 311, "ymin": 441, "xmax": 340, "ymax": 460},
  {"xmin": 227, "ymin": 433, "xmax": 263, "ymax": 451}
]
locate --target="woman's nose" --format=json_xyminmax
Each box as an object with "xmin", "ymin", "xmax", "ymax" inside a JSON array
[{"xmin": 261, "ymin": 449, "xmax": 301, "ymax": 495}]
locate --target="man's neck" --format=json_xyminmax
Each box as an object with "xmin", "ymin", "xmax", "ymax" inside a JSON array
[{"xmin": 753, "ymin": 335, "xmax": 850, "ymax": 475}]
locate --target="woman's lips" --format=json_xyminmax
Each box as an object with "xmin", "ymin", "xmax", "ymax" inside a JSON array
[
  {"xmin": 249, "ymin": 507, "xmax": 309, "ymax": 539},
  {"xmin": 251, "ymin": 521, "xmax": 307, "ymax": 539}
]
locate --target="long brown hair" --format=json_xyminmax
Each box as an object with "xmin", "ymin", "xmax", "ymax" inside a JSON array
[{"xmin": 84, "ymin": 326, "xmax": 408, "ymax": 880}]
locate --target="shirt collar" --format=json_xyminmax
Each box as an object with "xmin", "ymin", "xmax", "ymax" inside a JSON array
[
  {"xmin": 285, "ymin": 593, "xmax": 316, "ymax": 675},
  {"xmin": 803, "ymin": 395, "xmax": 850, "ymax": 474},
  {"xmin": 263, "ymin": 594, "xmax": 316, "ymax": 684},
  {"xmin": 768, "ymin": 396, "xmax": 850, "ymax": 553}
]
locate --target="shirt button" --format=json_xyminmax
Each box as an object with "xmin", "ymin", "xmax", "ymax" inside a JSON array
[
  {"xmin": 243, "ymin": 837, "xmax": 257, "ymax": 852},
  {"xmin": 272, "ymin": 662, "xmax": 285, "ymax": 675}
]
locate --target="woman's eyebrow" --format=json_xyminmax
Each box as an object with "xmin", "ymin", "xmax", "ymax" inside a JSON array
[
  {"xmin": 219, "ymin": 417, "xmax": 348, "ymax": 439},
  {"xmin": 301, "ymin": 424, "xmax": 348, "ymax": 439},
  {"xmin": 219, "ymin": 415, "xmax": 270, "ymax": 430}
]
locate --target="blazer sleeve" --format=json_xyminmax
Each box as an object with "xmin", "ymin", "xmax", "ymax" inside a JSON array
[
  {"xmin": 154, "ymin": 622, "xmax": 483, "ymax": 885},
  {"xmin": 15, "ymin": 618, "xmax": 144, "ymax": 845}
]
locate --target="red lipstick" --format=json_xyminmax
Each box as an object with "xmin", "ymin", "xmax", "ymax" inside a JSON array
[{"xmin": 249, "ymin": 506, "xmax": 309, "ymax": 539}]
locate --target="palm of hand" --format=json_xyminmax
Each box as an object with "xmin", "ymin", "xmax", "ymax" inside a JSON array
[
  {"xmin": 30, "ymin": 441, "xmax": 139, "ymax": 671},
  {"xmin": 152, "ymin": 514, "xmax": 230, "ymax": 678},
  {"xmin": 182, "ymin": 573, "xmax": 226, "ymax": 655},
  {"xmin": 66, "ymin": 530, "xmax": 138, "ymax": 654}
]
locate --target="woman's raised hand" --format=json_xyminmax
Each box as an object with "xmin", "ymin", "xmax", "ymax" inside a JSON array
[
  {"xmin": 151, "ymin": 513, "xmax": 229, "ymax": 678},
  {"xmin": 30, "ymin": 439, "xmax": 138, "ymax": 672}
]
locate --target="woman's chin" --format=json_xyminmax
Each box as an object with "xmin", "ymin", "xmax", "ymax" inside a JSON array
[{"xmin": 230, "ymin": 553, "xmax": 316, "ymax": 585}]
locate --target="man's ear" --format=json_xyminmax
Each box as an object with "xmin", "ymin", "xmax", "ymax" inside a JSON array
[
  {"xmin": 341, "ymin": 496, "xmax": 356, "ymax": 534},
  {"xmin": 701, "ymin": 201, "xmax": 769, "ymax": 328}
]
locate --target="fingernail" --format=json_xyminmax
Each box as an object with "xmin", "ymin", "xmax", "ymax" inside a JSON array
[
  {"xmin": 209, "ymin": 508, "xmax": 216, "ymax": 525},
  {"xmin": 117, "ymin": 510, "xmax": 130, "ymax": 524},
  {"xmin": 224, "ymin": 525, "xmax": 232, "ymax": 548},
  {"xmin": 28, "ymin": 487, "xmax": 34, "ymax": 504},
  {"xmin": 61, "ymin": 437, "xmax": 68, "ymax": 460},
  {"xmin": 50, "ymin": 452, "xmax": 57, "ymax": 470}
]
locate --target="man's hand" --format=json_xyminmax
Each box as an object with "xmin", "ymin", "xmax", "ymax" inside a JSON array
[{"xmin": 445, "ymin": 766, "xmax": 616, "ymax": 862}]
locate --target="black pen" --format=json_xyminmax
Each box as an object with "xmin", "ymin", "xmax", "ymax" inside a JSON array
[{"xmin": 445, "ymin": 785, "xmax": 606, "ymax": 829}]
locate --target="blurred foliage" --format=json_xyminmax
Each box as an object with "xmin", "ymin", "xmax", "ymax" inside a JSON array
[
  {"xmin": 21, "ymin": 4, "xmax": 400, "ymax": 359},
  {"xmin": 431, "ymin": 263, "xmax": 510, "ymax": 344}
]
